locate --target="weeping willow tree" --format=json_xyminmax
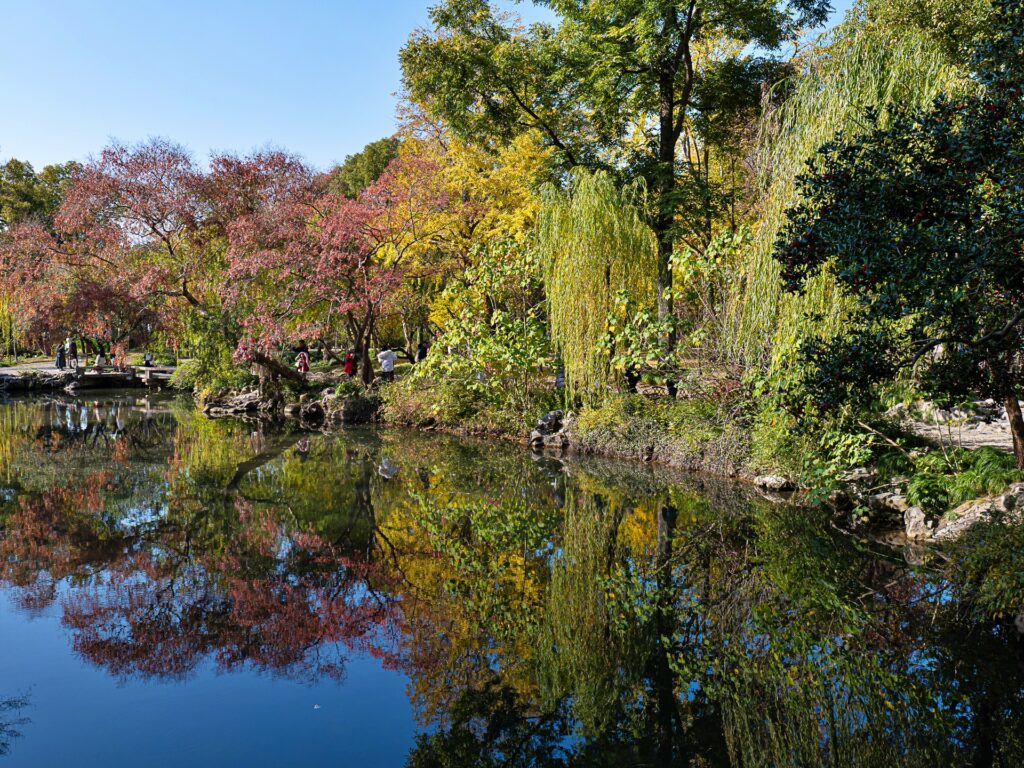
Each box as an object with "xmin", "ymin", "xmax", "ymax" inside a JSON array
[
  {"xmin": 724, "ymin": 1, "xmax": 970, "ymax": 375},
  {"xmin": 538, "ymin": 171, "xmax": 657, "ymax": 405}
]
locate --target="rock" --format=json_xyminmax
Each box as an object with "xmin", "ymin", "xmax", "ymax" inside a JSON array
[
  {"xmin": 870, "ymin": 491, "xmax": 910, "ymax": 514},
  {"xmin": 1015, "ymin": 613, "xmax": 1024, "ymax": 637},
  {"xmin": 904, "ymin": 506, "xmax": 932, "ymax": 540},
  {"xmin": 542, "ymin": 432, "xmax": 569, "ymax": 450},
  {"xmin": 828, "ymin": 488, "xmax": 852, "ymax": 510},
  {"xmin": 753, "ymin": 474, "xmax": 794, "ymax": 492},
  {"xmin": 299, "ymin": 401, "xmax": 325, "ymax": 424},
  {"xmin": 283, "ymin": 403, "xmax": 301, "ymax": 417},
  {"xmin": 339, "ymin": 394, "xmax": 380, "ymax": 425},
  {"xmin": 534, "ymin": 410, "xmax": 564, "ymax": 436},
  {"xmin": 999, "ymin": 482, "xmax": 1024, "ymax": 513},
  {"xmin": 842, "ymin": 467, "xmax": 877, "ymax": 483},
  {"xmin": 933, "ymin": 499, "xmax": 995, "ymax": 542}
]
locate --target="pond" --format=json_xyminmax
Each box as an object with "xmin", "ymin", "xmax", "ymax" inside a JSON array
[{"xmin": 0, "ymin": 393, "xmax": 1021, "ymax": 766}]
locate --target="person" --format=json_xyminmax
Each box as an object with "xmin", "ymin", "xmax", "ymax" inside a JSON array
[
  {"xmin": 343, "ymin": 351, "xmax": 356, "ymax": 377},
  {"xmin": 55, "ymin": 344, "xmax": 66, "ymax": 370},
  {"xmin": 66, "ymin": 337, "xmax": 78, "ymax": 369},
  {"xmin": 376, "ymin": 347, "xmax": 398, "ymax": 382},
  {"xmin": 142, "ymin": 351, "xmax": 154, "ymax": 367},
  {"xmin": 415, "ymin": 340, "xmax": 430, "ymax": 364},
  {"xmin": 296, "ymin": 342, "xmax": 310, "ymax": 377}
]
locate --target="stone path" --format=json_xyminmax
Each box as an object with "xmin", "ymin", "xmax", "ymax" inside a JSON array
[{"xmin": 890, "ymin": 399, "xmax": 1019, "ymax": 453}]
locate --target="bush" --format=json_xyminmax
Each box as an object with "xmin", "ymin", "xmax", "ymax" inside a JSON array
[
  {"xmin": 905, "ymin": 447, "xmax": 1024, "ymax": 516},
  {"xmin": 382, "ymin": 374, "xmax": 558, "ymax": 436},
  {"xmin": 572, "ymin": 393, "xmax": 748, "ymax": 471}
]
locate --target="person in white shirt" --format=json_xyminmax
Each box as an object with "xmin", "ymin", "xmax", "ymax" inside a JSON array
[{"xmin": 376, "ymin": 347, "xmax": 398, "ymax": 382}]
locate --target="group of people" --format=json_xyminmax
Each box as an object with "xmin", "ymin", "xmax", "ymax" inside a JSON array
[
  {"xmin": 55, "ymin": 337, "xmax": 79, "ymax": 370},
  {"xmin": 55, "ymin": 336, "xmax": 117, "ymax": 371},
  {"xmin": 294, "ymin": 339, "xmax": 431, "ymax": 382}
]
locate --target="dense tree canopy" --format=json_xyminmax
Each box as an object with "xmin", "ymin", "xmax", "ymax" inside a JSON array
[
  {"xmin": 776, "ymin": 0, "xmax": 1024, "ymax": 466},
  {"xmin": 401, "ymin": 0, "xmax": 833, "ymax": 326}
]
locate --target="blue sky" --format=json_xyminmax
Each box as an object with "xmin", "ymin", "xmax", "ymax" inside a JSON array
[{"xmin": 0, "ymin": 0, "xmax": 854, "ymax": 172}]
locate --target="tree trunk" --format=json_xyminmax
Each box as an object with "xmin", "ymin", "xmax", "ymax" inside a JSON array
[
  {"xmin": 360, "ymin": 312, "xmax": 376, "ymax": 386},
  {"xmin": 251, "ymin": 351, "xmax": 305, "ymax": 383},
  {"xmin": 1005, "ymin": 395, "xmax": 1024, "ymax": 470}
]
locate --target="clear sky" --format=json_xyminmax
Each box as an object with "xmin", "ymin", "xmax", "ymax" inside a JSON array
[{"xmin": 0, "ymin": 0, "xmax": 855, "ymax": 172}]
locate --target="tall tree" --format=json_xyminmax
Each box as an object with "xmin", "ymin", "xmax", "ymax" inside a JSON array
[
  {"xmin": 400, "ymin": 0, "xmax": 832, "ymax": 327},
  {"xmin": 775, "ymin": 0, "xmax": 1024, "ymax": 467},
  {"xmin": 0, "ymin": 159, "xmax": 80, "ymax": 229},
  {"xmin": 328, "ymin": 137, "xmax": 401, "ymax": 199}
]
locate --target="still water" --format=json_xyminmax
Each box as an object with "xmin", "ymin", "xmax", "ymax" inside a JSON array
[{"xmin": 0, "ymin": 393, "xmax": 1021, "ymax": 767}]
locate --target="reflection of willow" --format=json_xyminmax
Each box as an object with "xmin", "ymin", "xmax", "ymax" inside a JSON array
[
  {"xmin": 537, "ymin": 486, "xmax": 714, "ymax": 765},
  {"xmin": 537, "ymin": 489, "xmax": 641, "ymax": 736}
]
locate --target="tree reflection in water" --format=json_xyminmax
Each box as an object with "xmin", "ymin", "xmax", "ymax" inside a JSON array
[
  {"xmin": 0, "ymin": 696, "xmax": 29, "ymax": 757},
  {"xmin": 0, "ymin": 394, "xmax": 1022, "ymax": 766}
]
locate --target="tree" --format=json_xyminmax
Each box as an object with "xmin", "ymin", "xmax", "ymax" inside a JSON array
[
  {"xmin": 775, "ymin": 0, "xmax": 1024, "ymax": 468},
  {"xmin": 223, "ymin": 150, "xmax": 450, "ymax": 384},
  {"xmin": 0, "ymin": 159, "xmax": 80, "ymax": 229},
  {"xmin": 328, "ymin": 137, "xmax": 401, "ymax": 199},
  {"xmin": 537, "ymin": 170, "xmax": 658, "ymax": 403},
  {"xmin": 400, "ymin": 0, "xmax": 832, "ymax": 330}
]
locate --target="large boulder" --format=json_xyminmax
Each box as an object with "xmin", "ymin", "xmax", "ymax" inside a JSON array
[
  {"xmin": 753, "ymin": 474, "xmax": 794, "ymax": 492},
  {"xmin": 933, "ymin": 499, "xmax": 997, "ymax": 542},
  {"xmin": 904, "ymin": 506, "xmax": 932, "ymax": 540},
  {"xmin": 530, "ymin": 410, "xmax": 570, "ymax": 451},
  {"xmin": 534, "ymin": 410, "xmax": 564, "ymax": 436}
]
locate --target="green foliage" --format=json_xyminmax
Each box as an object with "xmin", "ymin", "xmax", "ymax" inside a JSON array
[
  {"xmin": 906, "ymin": 447, "xmax": 1023, "ymax": 516},
  {"xmin": 419, "ymin": 241, "xmax": 551, "ymax": 415},
  {"xmin": 774, "ymin": 1, "xmax": 1024, "ymax": 467},
  {"xmin": 948, "ymin": 513, "xmax": 1024, "ymax": 621},
  {"xmin": 727, "ymin": 3, "xmax": 966, "ymax": 370},
  {"xmin": 869, "ymin": 0, "xmax": 995, "ymax": 63},
  {"xmin": 326, "ymin": 136, "xmax": 400, "ymax": 198},
  {"xmin": 0, "ymin": 158, "xmax": 80, "ymax": 229},
  {"xmin": 172, "ymin": 309, "xmax": 252, "ymax": 396},
  {"xmin": 538, "ymin": 171, "xmax": 657, "ymax": 404},
  {"xmin": 572, "ymin": 392, "xmax": 749, "ymax": 472}
]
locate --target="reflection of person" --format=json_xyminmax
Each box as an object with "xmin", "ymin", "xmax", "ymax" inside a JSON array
[{"xmin": 376, "ymin": 348, "xmax": 398, "ymax": 382}]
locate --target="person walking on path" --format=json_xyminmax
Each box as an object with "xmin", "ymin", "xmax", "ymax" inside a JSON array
[
  {"xmin": 415, "ymin": 340, "xmax": 430, "ymax": 364},
  {"xmin": 343, "ymin": 351, "xmax": 356, "ymax": 377},
  {"xmin": 66, "ymin": 337, "xmax": 78, "ymax": 369},
  {"xmin": 296, "ymin": 343, "xmax": 310, "ymax": 377},
  {"xmin": 376, "ymin": 347, "xmax": 398, "ymax": 382},
  {"xmin": 55, "ymin": 344, "xmax": 66, "ymax": 370}
]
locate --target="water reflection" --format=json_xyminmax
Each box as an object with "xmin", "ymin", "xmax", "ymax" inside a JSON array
[
  {"xmin": 0, "ymin": 394, "xmax": 1022, "ymax": 765},
  {"xmin": 0, "ymin": 697, "xmax": 28, "ymax": 757}
]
